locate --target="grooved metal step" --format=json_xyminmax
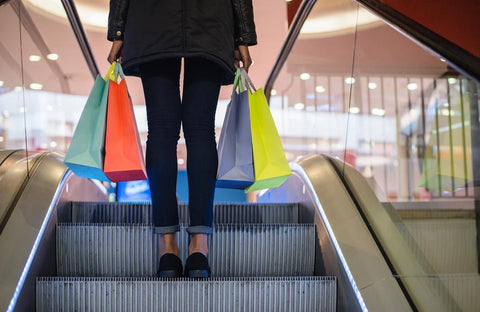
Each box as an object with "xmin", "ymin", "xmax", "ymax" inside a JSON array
[
  {"xmin": 37, "ymin": 277, "xmax": 336, "ymax": 312},
  {"xmin": 64, "ymin": 202, "xmax": 299, "ymax": 224},
  {"xmin": 57, "ymin": 224, "xmax": 315, "ymax": 277}
]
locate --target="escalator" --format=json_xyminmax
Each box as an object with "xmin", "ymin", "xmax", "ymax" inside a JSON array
[{"xmin": 1, "ymin": 0, "xmax": 480, "ymax": 311}]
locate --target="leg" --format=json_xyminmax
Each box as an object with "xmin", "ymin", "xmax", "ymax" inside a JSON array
[
  {"xmin": 140, "ymin": 58, "xmax": 182, "ymax": 257},
  {"xmin": 182, "ymin": 57, "xmax": 224, "ymax": 256}
]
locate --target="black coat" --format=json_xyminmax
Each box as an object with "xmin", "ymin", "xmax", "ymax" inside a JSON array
[{"xmin": 108, "ymin": 0, "xmax": 257, "ymax": 85}]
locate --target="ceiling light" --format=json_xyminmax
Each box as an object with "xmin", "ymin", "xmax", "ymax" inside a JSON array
[
  {"xmin": 368, "ymin": 82, "xmax": 377, "ymax": 90},
  {"xmin": 29, "ymin": 55, "xmax": 41, "ymax": 62},
  {"xmin": 349, "ymin": 107, "xmax": 360, "ymax": 114},
  {"xmin": 448, "ymin": 78, "xmax": 457, "ymax": 85},
  {"xmin": 345, "ymin": 77, "xmax": 355, "ymax": 84},
  {"xmin": 294, "ymin": 102, "xmax": 305, "ymax": 110},
  {"xmin": 443, "ymin": 102, "xmax": 449, "ymax": 107},
  {"xmin": 0, "ymin": 136, "xmax": 4, "ymax": 142},
  {"xmin": 47, "ymin": 53, "xmax": 59, "ymax": 61},
  {"xmin": 315, "ymin": 85, "xmax": 326, "ymax": 93},
  {"xmin": 50, "ymin": 141, "xmax": 57, "ymax": 148},
  {"xmin": 30, "ymin": 83, "xmax": 43, "ymax": 90},
  {"xmin": 300, "ymin": 73, "xmax": 311, "ymax": 80},
  {"xmin": 18, "ymin": 106, "xmax": 26, "ymax": 113},
  {"xmin": 0, "ymin": 81, "xmax": 4, "ymax": 87},
  {"xmin": 177, "ymin": 158, "xmax": 185, "ymax": 165},
  {"xmin": 14, "ymin": 86, "xmax": 23, "ymax": 92},
  {"xmin": 440, "ymin": 58, "xmax": 446, "ymax": 62},
  {"xmin": 371, "ymin": 108, "xmax": 385, "ymax": 116},
  {"xmin": 270, "ymin": 89, "xmax": 277, "ymax": 96},
  {"xmin": 407, "ymin": 83, "xmax": 418, "ymax": 91},
  {"xmin": 441, "ymin": 109, "xmax": 454, "ymax": 116}
]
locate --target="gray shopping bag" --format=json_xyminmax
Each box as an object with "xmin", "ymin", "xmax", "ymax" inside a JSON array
[{"xmin": 216, "ymin": 69, "xmax": 254, "ymax": 189}]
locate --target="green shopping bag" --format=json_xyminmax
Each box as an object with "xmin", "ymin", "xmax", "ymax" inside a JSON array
[
  {"xmin": 64, "ymin": 63, "xmax": 116, "ymax": 181},
  {"xmin": 241, "ymin": 69, "xmax": 291, "ymax": 193}
]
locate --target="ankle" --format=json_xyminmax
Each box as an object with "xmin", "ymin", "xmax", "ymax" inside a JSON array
[
  {"xmin": 159, "ymin": 233, "xmax": 180, "ymax": 257},
  {"xmin": 188, "ymin": 234, "xmax": 208, "ymax": 256}
]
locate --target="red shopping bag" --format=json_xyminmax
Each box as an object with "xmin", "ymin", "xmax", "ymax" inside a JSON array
[{"xmin": 104, "ymin": 63, "xmax": 147, "ymax": 182}]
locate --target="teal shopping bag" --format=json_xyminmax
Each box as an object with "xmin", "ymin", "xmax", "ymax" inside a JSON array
[{"xmin": 64, "ymin": 63, "xmax": 116, "ymax": 181}]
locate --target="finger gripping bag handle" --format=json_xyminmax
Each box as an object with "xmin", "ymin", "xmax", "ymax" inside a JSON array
[
  {"xmin": 103, "ymin": 62, "xmax": 117, "ymax": 82},
  {"xmin": 239, "ymin": 68, "xmax": 257, "ymax": 93}
]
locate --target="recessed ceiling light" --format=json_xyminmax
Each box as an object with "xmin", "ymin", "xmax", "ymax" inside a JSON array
[
  {"xmin": 177, "ymin": 158, "xmax": 185, "ymax": 165},
  {"xmin": 294, "ymin": 103, "xmax": 305, "ymax": 110},
  {"xmin": 14, "ymin": 86, "xmax": 23, "ymax": 92},
  {"xmin": 47, "ymin": 53, "xmax": 59, "ymax": 60},
  {"xmin": 448, "ymin": 78, "xmax": 457, "ymax": 85},
  {"xmin": 349, "ymin": 107, "xmax": 360, "ymax": 114},
  {"xmin": 0, "ymin": 81, "xmax": 4, "ymax": 87},
  {"xmin": 440, "ymin": 58, "xmax": 446, "ymax": 62},
  {"xmin": 345, "ymin": 77, "xmax": 355, "ymax": 84},
  {"xmin": 315, "ymin": 85, "xmax": 326, "ymax": 93},
  {"xmin": 441, "ymin": 109, "xmax": 454, "ymax": 116},
  {"xmin": 30, "ymin": 83, "xmax": 43, "ymax": 90},
  {"xmin": 270, "ymin": 89, "xmax": 277, "ymax": 96},
  {"xmin": 29, "ymin": 55, "xmax": 41, "ymax": 62},
  {"xmin": 50, "ymin": 141, "xmax": 57, "ymax": 148},
  {"xmin": 371, "ymin": 108, "xmax": 385, "ymax": 116},
  {"xmin": 407, "ymin": 83, "xmax": 418, "ymax": 91},
  {"xmin": 300, "ymin": 73, "xmax": 311, "ymax": 80},
  {"xmin": 368, "ymin": 82, "xmax": 377, "ymax": 90}
]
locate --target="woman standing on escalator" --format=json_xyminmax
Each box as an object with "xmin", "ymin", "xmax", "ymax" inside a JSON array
[{"xmin": 106, "ymin": 0, "xmax": 257, "ymax": 277}]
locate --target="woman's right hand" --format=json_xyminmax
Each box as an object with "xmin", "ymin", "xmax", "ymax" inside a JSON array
[
  {"xmin": 107, "ymin": 40, "xmax": 124, "ymax": 64},
  {"xmin": 234, "ymin": 45, "xmax": 253, "ymax": 72}
]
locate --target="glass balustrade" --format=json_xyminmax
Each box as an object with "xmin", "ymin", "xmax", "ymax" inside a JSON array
[{"xmin": 268, "ymin": 0, "xmax": 480, "ymax": 310}]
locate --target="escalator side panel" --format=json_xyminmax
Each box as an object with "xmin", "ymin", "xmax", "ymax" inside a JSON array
[
  {"xmin": 330, "ymin": 157, "xmax": 458, "ymax": 311},
  {"xmin": 259, "ymin": 154, "xmax": 412, "ymax": 311},
  {"xmin": 0, "ymin": 152, "xmax": 108, "ymax": 312},
  {"xmin": 0, "ymin": 151, "xmax": 38, "ymax": 229}
]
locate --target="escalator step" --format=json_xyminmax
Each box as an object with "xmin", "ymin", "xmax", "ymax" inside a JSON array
[
  {"xmin": 65, "ymin": 202, "xmax": 300, "ymax": 224},
  {"xmin": 57, "ymin": 224, "xmax": 315, "ymax": 277},
  {"xmin": 37, "ymin": 277, "xmax": 336, "ymax": 312}
]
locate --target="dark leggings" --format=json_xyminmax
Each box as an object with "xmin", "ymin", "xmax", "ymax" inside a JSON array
[{"xmin": 140, "ymin": 57, "xmax": 224, "ymax": 235}]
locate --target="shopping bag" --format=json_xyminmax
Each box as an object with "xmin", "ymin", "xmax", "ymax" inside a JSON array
[
  {"xmin": 241, "ymin": 69, "xmax": 292, "ymax": 192},
  {"xmin": 216, "ymin": 68, "xmax": 255, "ymax": 188},
  {"xmin": 63, "ymin": 63, "xmax": 116, "ymax": 181},
  {"xmin": 103, "ymin": 63, "xmax": 147, "ymax": 182}
]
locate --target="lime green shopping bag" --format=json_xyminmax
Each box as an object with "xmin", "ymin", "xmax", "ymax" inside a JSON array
[{"xmin": 241, "ymin": 69, "xmax": 291, "ymax": 193}]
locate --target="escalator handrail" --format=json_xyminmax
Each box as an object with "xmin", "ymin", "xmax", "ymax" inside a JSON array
[
  {"xmin": 60, "ymin": 0, "xmax": 100, "ymax": 79},
  {"xmin": 264, "ymin": 0, "xmax": 316, "ymax": 103},
  {"xmin": 265, "ymin": 0, "xmax": 480, "ymax": 98},
  {"xmin": 356, "ymin": 0, "xmax": 480, "ymax": 83}
]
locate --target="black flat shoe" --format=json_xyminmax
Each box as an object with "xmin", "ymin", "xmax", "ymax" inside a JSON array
[
  {"xmin": 184, "ymin": 252, "xmax": 211, "ymax": 278},
  {"xmin": 157, "ymin": 253, "xmax": 183, "ymax": 278}
]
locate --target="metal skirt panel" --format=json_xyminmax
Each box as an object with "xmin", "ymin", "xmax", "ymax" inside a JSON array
[
  {"xmin": 69, "ymin": 202, "xmax": 299, "ymax": 224},
  {"xmin": 37, "ymin": 277, "xmax": 336, "ymax": 312},
  {"xmin": 57, "ymin": 224, "xmax": 315, "ymax": 277}
]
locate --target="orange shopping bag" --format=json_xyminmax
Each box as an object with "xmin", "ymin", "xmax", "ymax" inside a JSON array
[{"xmin": 104, "ymin": 62, "xmax": 147, "ymax": 182}]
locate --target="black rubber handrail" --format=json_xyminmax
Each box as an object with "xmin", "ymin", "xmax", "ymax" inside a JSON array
[
  {"xmin": 264, "ymin": 0, "xmax": 317, "ymax": 103},
  {"xmin": 356, "ymin": 0, "xmax": 480, "ymax": 83},
  {"xmin": 60, "ymin": 0, "xmax": 100, "ymax": 79},
  {"xmin": 265, "ymin": 0, "xmax": 480, "ymax": 101}
]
